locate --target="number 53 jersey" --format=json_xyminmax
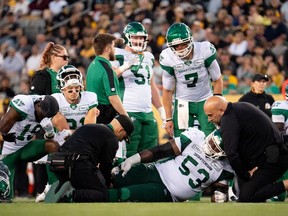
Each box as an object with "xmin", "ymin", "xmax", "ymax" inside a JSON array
[
  {"xmin": 155, "ymin": 128, "xmax": 234, "ymax": 202},
  {"xmin": 160, "ymin": 41, "xmax": 221, "ymax": 102},
  {"xmin": 112, "ymin": 48, "xmax": 155, "ymax": 113}
]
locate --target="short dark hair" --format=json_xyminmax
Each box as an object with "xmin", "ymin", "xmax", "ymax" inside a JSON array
[
  {"xmin": 40, "ymin": 95, "xmax": 59, "ymax": 118},
  {"xmin": 92, "ymin": 33, "xmax": 116, "ymax": 55}
]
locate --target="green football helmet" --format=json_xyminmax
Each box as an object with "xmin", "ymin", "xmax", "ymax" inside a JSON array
[
  {"xmin": 166, "ymin": 23, "xmax": 193, "ymax": 58},
  {"xmin": 123, "ymin": 22, "xmax": 148, "ymax": 52},
  {"xmin": 57, "ymin": 65, "xmax": 83, "ymax": 90},
  {"xmin": 203, "ymin": 129, "xmax": 226, "ymax": 159},
  {"xmin": 0, "ymin": 162, "xmax": 10, "ymax": 199}
]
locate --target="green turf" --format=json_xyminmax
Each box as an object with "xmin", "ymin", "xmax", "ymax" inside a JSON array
[{"xmin": 2, "ymin": 198, "xmax": 288, "ymax": 216}]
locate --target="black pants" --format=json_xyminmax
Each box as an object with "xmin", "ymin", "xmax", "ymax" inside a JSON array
[
  {"xmin": 56, "ymin": 160, "xmax": 108, "ymax": 202},
  {"xmin": 238, "ymin": 152, "xmax": 288, "ymax": 202}
]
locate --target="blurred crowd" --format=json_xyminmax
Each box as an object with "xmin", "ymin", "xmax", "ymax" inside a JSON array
[{"xmin": 0, "ymin": 0, "xmax": 288, "ymax": 98}]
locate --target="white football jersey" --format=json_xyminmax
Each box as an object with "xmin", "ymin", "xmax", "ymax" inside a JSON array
[
  {"xmin": 155, "ymin": 128, "xmax": 233, "ymax": 202},
  {"xmin": 111, "ymin": 48, "xmax": 154, "ymax": 112},
  {"xmin": 271, "ymin": 100, "xmax": 288, "ymax": 130},
  {"xmin": 52, "ymin": 91, "xmax": 98, "ymax": 130},
  {"xmin": 2, "ymin": 95, "xmax": 44, "ymax": 155},
  {"xmin": 160, "ymin": 41, "xmax": 221, "ymax": 102}
]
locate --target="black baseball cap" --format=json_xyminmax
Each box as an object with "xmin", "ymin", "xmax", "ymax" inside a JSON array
[
  {"xmin": 252, "ymin": 74, "xmax": 269, "ymax": 82},
  {"xmin": 115, "ymin": 114, "xmax": 134, "ymax": 143},
  {"xmin": 40, "ymin": 95, "xmax": 59, "ymax": 118}
]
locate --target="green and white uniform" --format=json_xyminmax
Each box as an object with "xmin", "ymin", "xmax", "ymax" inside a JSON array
[
  {"xmin": 36, "ymin": 91, "xmax": 98, "ymax": 163},
  {"xmin": 271, "ymin": 100, "xmax": 288, "ymax": 130},
  {"xmin": 1, "ymin": 95, "xmax": 48, "ymax": 198},
  {"xmin": 271, "ymin": 100, "xmax": 288, "ymax": 201},
  {"xmin": 112, "ymin": 128, "xmax": 234, "ymax": 202},
  {"xmin": 2, "ymin": 95, "xmax": 44, "ymax": 155},
  {"xmin": 52, "ymin": 91, "xmax": 98, "ymax": 130},
  {"xmin": 112, "ymin": 48, "xmax": 158, "ymax": 157},
  {"xmin": 160, "ymin": 41, "xmax": 220, "ymax": 137}
]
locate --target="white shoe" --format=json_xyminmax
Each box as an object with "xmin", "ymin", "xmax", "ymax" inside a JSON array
[
  {"xmin": 228, "ymin": 186, "xmax": 238, "ymax": 202},
  {"xmin": 35, "ymin": 184, "xmax": 51, "ymax": 203}
]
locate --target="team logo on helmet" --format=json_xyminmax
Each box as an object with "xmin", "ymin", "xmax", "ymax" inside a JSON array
[
  {"xmin": 57, "ymin": 65, "xmax": 84, "ymax": 90},
  {"xmin": 202, "ymin": 129, "xmax": 226, "ymax": 159},
  {"xmin": 0, "ymin": 162, "xmax": 10, "ymax": 199},
  {"xmin": 166, "ymin": 23, "xmax": 193, "ymax": 59},
  {"xmin": 123, "ymin": 22, "xmax": 148, "ymax": 52}
]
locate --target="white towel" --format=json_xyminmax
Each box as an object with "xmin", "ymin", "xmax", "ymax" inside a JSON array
[
  {"xmin": 115, "ymin": 140, "xmax": 127, "ymax": 159},
  {"xmin": 177, "ymin": 99, "xmax": 189, "ymax": 129}
]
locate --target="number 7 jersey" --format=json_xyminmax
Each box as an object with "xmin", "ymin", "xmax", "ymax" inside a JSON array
[{"xmin": 160, "ymin": 41, "xmax": 221, "ymax": 102}]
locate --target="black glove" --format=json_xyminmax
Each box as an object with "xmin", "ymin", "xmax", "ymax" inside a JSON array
[{"xmin": 2, "ymin": 133, "xmax": 16, "ymax": 142}]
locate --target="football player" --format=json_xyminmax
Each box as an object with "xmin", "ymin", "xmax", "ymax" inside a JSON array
[
  {"xmin": 0, "ymin": 94, "xmax": 68, "ymax": 200},
  {"xmin": 35, "ymin": 65, "xmax": 99, "ymax": 202},
  {"xmin": 53, "ymin": 65, "xmax": 99, "ymax": 130},
  {"xmin": 111, "ymin": 22, "xmax": 165, "ymax": 159},
  {"xmin": 269, "ymin": 85, "xmax": 288, "ymax": 201},
  {"xmin": 109, "ymin": 127, "xmax": 234, "ymax": 202},
  {"xmin": 159, "ymin": 23, "xmax": 223, "ymax": 138}
]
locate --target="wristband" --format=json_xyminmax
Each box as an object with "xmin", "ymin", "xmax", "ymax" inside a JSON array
[
  {"xmin": 166, "ymin": 118, "xmax": 173, "ymax": 122},
  {"xmin": 213, "ymin": 94, "xmax": 222, "ymax": 96},
  {"xmin": 44, "ymin": 132, "xmax": 55, "ymax": 140}
]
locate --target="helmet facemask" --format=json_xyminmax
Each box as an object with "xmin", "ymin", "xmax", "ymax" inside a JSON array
[
  {"xmin": 168, "ymin": 38, "xmax": 193, "ymax": 59},
  {"xmin": 123, "ymin": 22, "xmax": 148, "ymax": 53},
  {"xmin": 0, "ymin": 170, "xmax": 10, "ymax": 198},
  {"xmin": 166, "ymin": 23, "xmax": 194, "ymax": 59},
  {"xmin": 57, "ymin": 65, "xmax": 84, "ymax": 91},
  {"xmin": 203, "ymin": 130, "xmax": 226, "ymax": 160},
  {"xmin": 126, "ymin": 35, "xmax": 148, "ymax": 52}
]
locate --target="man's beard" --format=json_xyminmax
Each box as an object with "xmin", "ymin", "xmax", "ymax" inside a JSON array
[{"xmin": 109, "ymin": 52, "xmax": 116, "ymax": 61}]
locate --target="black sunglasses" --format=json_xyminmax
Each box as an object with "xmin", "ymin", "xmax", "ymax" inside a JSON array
[
  {"xmin": 67, "ymin": 89, "xmax": 80, "ymax": 93},
  {"xmin": 56, "ymin": 55, "xmax": 70, "ymax": 61}
]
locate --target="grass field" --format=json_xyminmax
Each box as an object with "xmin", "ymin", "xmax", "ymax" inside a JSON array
[{"xmin": 2, "ymin": 198, "xmax": 288, "ymax": 216}]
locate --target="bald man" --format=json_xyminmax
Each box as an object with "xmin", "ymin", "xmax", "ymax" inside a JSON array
[{"xmin": 204, "ymin": 96, "xmax": 288, "ymax": 202}]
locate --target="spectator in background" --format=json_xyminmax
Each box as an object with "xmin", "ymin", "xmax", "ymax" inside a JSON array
[
  {"xmin": 228, "ymin": 30, "xmax": 248, "ymax": 57},
  {"xmin": 223, "ymin": 75, "xmax": 238, "ymax": 95},
  {"xmin": 2, "ymin": 46, "xmax": 25, "ymax": 91},
  {"xmin": 13, "ymin": 0, "xmax": 30, "ymax": 17},
  {"xmin": 48, "ymin": 0, "xmax": 68, "ymax": 17},
  {"xmin": 24, "ymin": 45, "xmax": 41, "ymax": 78},
  {"xmin": 0, "ymin": 76, "xmax": 15, "ymax": 99},
  {"xmin": 28, "ymin": 0, "xmax": 50, "ymax": 16},
  {"xmin": 16, "ymin": 35, "xmax": 32, "ymax": 61},
  {"xmin": 236, "ymin": 54, "xmax": 255, "ymax": 84},
  {"xmin": 0, "ymin": 12, "xmax": 21, "ymax": 47},
  {"xmin": 264, "ymin": 8, "xmax": 288, "ymax": 51},
  {"xmin": 190, "ymin": 21, "xmax": 206, "ymax": 42},
  {"xmin": 239, "ymin": 73, "xmax": 275, "ymax": 118},
  {"xmin": 218, "ymin": 49, "xmax": 237, "ymax": 76}
]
